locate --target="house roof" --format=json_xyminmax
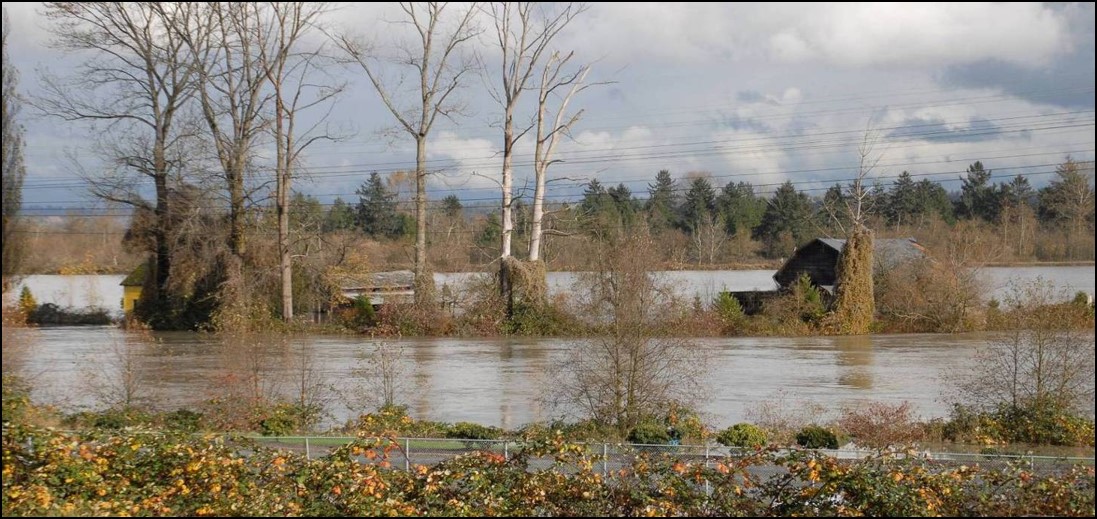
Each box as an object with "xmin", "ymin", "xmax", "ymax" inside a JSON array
[
  {"xmin": 333, "ymin": 270, "xmax": 415, "ymax": 290},
  {"xmin": 773, "ymin": 236, "xmax": 927, "ymax": 289},
  {"xmin": 816, "ymin": 237, "xmax": 926, "ymax": 268}
]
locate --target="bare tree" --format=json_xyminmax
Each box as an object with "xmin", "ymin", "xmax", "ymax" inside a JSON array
[
  {"xmin": 481, "ymin": 3, "xmax": 586, "ymax": 307},
  {"xmin": 179, "ymin": 2, "xmax": 272, "ymax": 267},
  {"xmin": 529, "ymin": 51, "xmax": 589, "ymax": 263},
  {"xmin": 287, "ymin": 339, "xmax": 332, "ymax": 431},
  {"xmin": 956, "ymin": 280, "xmax": 1095, "ymax": 416},
  {"xmin": 255, "ymin": 2, "xmax": 343, "ymax": 321},
  {"xmin": 549, "ymin": 232, "xmax": 707, "ymax": 437},
  {"xmin": 81, "ymin": 333, "xmax": 153, "ymax": 411},
  {"xmin": 691, "ymin": 213, "xmax": 727, "ymax": 265},
  {"xmin": 339, "ymin": 2, "xmax": 480, "ymax": 303},
  {"xmin": 2, "ymin": 10, "xmax": 26, "ymax": 284},
  {"xmin": 37, "ymin": 3, "xmax": 200, "ymax": 316},
  {"xmin": 349, "ymin": 341, "xmax": 411, "ymax": 411}
]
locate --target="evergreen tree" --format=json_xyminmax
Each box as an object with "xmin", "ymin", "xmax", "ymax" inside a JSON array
[
  {"xmin": 441, "ymin": 194, "xmax": 463, "ymax": 219},
  {"xmin": 1037, "ymin": 157, "xmax": 1094, "ymax": 227},
  {"xmin": 1000, "ymin": 175, "xmax": 1033, "ymax": 210},
  {"xmin": 887, "ymin": 171, "xmax": 918, "ymax": 227},
  {"xmin": 645, "ymin": 169, "xmax": 679, "ymax": 231},
  {"xmin": 355, "ymin": 172, "xmax": 408, "ymax": 239},
  {"xmin": 608, "ymin": 183, "xmax": 638, "ymax": 229},
  {"xmin": 323, "ymin": 197, "xmax": 356, "ymax": 232},
  {"xmin": 716, "ymin": 181, "xmax": 765, "ymax": 236},
  {"xmin": 680, "ymin": 177, "xmax": 717, "ymax": 234},
  {"xmin": 821, "ymin": 183, "xmax": 849, "ymax": 233},
  {"xmin": 955, "ymin": 161, "xmax": 999, "ymax": 222},
  {"xmin": 913, "ymin": 179, "xmax": 954, "ymax": 225},
  {"xmin": 289, "ymin": 192, "xmax": 324, "ymax": 231},
  {"xmin": 755, "ymin": 181, "xmax": 814, "ymax": 258}
]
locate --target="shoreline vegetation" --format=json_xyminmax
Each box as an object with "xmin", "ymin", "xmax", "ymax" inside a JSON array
[
  {"xmin": 3, "ymin": 372, "xmax": 1095, "ymax": 516},
  {"xmin": 10, "ymin": 259, "xmax": 1096, "ymax": 276}
]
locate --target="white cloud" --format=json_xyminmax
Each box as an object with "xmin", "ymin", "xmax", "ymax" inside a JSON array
[
  {"xmin": 792, "ymin": 3, "xmax": 1068, "ymax": 67},
  {"xmin": 428, "ymin": 131, "xmax": 501, "ymax": 190},
  {"xmin": 560, "ymin": 3, "xmax": 1069, "ymax": 69}
]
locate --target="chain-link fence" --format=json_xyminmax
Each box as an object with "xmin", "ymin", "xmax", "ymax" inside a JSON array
[{"xmin": 248, "ymin": 436, "xmax": 1094, "ymax": 475}]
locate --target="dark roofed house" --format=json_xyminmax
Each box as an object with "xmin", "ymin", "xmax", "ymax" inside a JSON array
[
  {"xmin": 773, "ymin": 237, "xmax": 926, "ymax": 295},
  {"xmin": 335, "ymin": 270, "xmax": 415, "ymax": 307}
]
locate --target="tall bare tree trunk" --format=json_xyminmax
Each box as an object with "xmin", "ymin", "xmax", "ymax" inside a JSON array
[
  {"xmin": 275, "ymin": 93, "xmax": 292, "ymax": 320},
  {"xmin": 339, "ymin": 3, "xmax": 477, "ymax": 306},
  {"xmin": 415, "ymin": 136, "xmax": 432, "ymax": 299}
]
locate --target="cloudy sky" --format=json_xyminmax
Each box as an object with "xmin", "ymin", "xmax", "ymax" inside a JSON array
[{"xmin": 5, "ymin": 2, "xmax": 1095, "ymax": 212}]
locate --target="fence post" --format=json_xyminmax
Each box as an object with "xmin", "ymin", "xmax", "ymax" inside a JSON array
[
  {"xmin": 704, "ymin": 443, "xmax": 711, "ymax": 496},
  {"xmin": 602, "ymin": 443, "xmax": 608, "ymax": 478},
  {"xmin": 504, "ymin": 441, "xmax": 509, "ymax": 461},
  {"xmin": 405, "ymin": 438, "xmax": 411, "ymax": 471},
  {"xmin": 305, "ymin": 437, "xmax": 311, "ymax": 460}
]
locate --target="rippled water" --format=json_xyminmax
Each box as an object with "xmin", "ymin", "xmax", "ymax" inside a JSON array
[{"xmin": 12, "ymin": 326, "xmax": 1070, "ymax": 430}]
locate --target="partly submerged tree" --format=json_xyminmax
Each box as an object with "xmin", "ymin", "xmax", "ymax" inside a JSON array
[
  {"xmin": 339, "ymin": 2, "xmax": 480, "ymax": 304},
  {"xmin": 38, "ymin": 3, "xmax": 201, "ymax": 325}
]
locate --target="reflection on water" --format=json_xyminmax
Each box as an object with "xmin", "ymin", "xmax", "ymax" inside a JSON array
[
  {"xmin": 836, "ymin": 335, "xmax": 874, "ymax": 390},
  {"xmin": 15, "ymin": 325, "xmax": 1088, "ymax": 430}
]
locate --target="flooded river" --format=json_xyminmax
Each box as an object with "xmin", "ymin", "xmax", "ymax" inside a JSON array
[{"xmin": 10, "ymin": 326, "xmax": 1073, "ymax": 430}]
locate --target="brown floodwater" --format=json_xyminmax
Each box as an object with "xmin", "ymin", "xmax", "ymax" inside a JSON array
[{"xmin": 14, "ymin": 326, "xmax": 1090, "ymax": 431}]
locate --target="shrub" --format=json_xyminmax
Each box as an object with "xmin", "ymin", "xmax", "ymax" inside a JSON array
[
  {"xmin": 715, "ymin": 423, "xmax": 768, "ymax": 448},
  {"xmin": 627, "ymin": 421, "xmax": 671, "ymax": 445},
  {"xmin": 1, "ymin": 375, "xmax": 31, "ymax": 424},
  {"xmin": 446, "ymin": 422, "xmax": 500, "ymax": 441},
  {"xmin": 796, "ymin": 425, "xmax": 838, "ymax": 449},
  {"xmin": 18, "ymin": 286, "xmax": 36, "ymax": 315},
  {"xmin": 350, "ymin": 295, "xmax": 377, "ymax": 328},
  {"xmin": 505, "ymin": 302, "xmax": 578, "ymax": 335},
  {"xmin": 163, "ymin": 409, "xmax": 204, "ymax": 432},
  {"xmin": 345, "ymin": 404, "xmax": 449, "ymax": 438},
  {"xmin": 258, "ymin": 402, "xmax": 321, "ymax": 436},
  {"xmin": 713, "ymin": 292, "xmax": 745, "ymax": 324},
  {"xmin": 837, "ymin": 401, "xmax": 924, "ymax": 448}
]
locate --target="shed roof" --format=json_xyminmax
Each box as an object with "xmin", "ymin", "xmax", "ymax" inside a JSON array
[
  {"xmin": 120, "ymin": 263, "xmax": 148, "ymax": 287},
  {"xmin": 333, "ymin": 270, "xmax": 415, "ymax": 290}
]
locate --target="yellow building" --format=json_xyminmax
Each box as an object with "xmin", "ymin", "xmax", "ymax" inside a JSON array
[{"xmin": 120, "ymin": 263, "xmax": 147, "ymax": 313}]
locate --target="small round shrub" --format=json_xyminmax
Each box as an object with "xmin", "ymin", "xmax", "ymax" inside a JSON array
[
  {"xmin": 796, "ymin": 425, "xmax": 838, "ymax": 449},
  {"xmin": 628, "ymin": 421, "xmax": 671, "ymax": 445},
  {"xmin": 446, "ymin": 422, "xmax": 500, "ymax": 440},
  {"xmin": 716, "ymin": 423, "xmax": 768, "ymax": 448}
]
